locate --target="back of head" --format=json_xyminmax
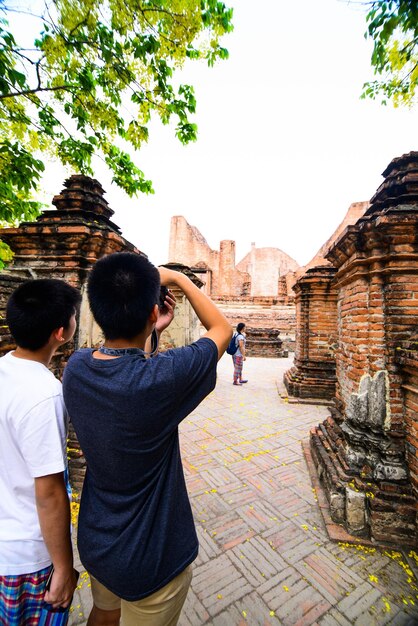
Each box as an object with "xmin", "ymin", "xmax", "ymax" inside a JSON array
[
  {"xmin": 88, "ymin": 252, "xmax": 160, "ymax": 340},
  {"xmin": 236, "ymin": 322, "xmax": 246, "ymax": 333},
  {"xmin": 6, "ymin": 279, "xmax": 81, "ymax": 351}
]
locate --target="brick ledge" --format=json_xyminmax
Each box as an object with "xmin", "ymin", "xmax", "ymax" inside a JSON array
[
  {"xmin": 302, "ymin": 439, "xmax": 382, "ymax": 547},
  {"xmin": 277, "ymin": 380, "xmax": 334, "ymax": 406}
]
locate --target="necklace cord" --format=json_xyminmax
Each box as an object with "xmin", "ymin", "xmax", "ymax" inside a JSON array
[{"xmin": 98, "ymin": 330, "xmax": 159, "ymax": 357}]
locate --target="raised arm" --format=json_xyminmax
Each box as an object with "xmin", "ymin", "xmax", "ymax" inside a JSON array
[{"xmin": 159, "ymin": 267, "xmax": 232, "ymax": 360}]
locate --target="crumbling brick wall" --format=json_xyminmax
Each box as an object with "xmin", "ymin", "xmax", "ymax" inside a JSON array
[
  {"xmin": 169, "ymin": 215, "xmax": 249, "ymax": 296},
  {"xmin": 212, "ymin": 296, "xmax": 296, "ymax": 354},
  {"xmin": 396, "ymin": 346, "xmax": 418, "ymax": 501},
  {"xmin": 236, "ymin": 244, "xmax": 299, "ymax": 297},
  {"xmin": 168, "ymin": 215, "xmax": 298, "ymax": 300},
  {"xmin": 0, "ymin": 273, "xmax": 27, "ymax": 353}
]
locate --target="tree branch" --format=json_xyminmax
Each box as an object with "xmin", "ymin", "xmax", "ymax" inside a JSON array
[{"xmin": 0, "ymin": 84, "xmax": 76, "ymax": 100}]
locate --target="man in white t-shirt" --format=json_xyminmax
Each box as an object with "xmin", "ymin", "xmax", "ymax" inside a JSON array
[{"xmin": 0, "ymin": 278, "xmax": 80, "ymax": 625}]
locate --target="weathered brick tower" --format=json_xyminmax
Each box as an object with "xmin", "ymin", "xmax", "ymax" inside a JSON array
[
  {"xmin": 283, "ymin": 202, "xmax": 369, "ymax": 401},
  {"xmin": 310, "ymin": 152, "xmax": 418, "ymax": 546},
  {"xmin": 0, "ymin": 174, "xmax": 140, "ymax": 285}
]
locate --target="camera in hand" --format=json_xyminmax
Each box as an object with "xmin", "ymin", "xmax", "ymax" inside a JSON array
[{"xmin": 159, "ymin": 286, "xmax": 169, "ymax": 310}]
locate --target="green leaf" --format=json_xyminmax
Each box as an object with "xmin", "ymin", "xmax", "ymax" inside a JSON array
[
  {"xmin": 363, "ymin": 0, "xmax": 418, "ymax": 106},
  {"xmin": 0, "ymin": 0, "xmax": 233, "ymax": 225}
]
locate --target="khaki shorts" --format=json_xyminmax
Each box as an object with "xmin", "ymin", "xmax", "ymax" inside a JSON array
[{"xmin": 90, "ymin": 565, "xmax": 192, "ymax": 626}]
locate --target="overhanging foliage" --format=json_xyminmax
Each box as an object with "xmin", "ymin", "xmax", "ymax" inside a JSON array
[
  {"xmin": 0, "ymin": 0, "xmax": 233, "ymax": 237},
  {"xmin": 362, "ymin": 0, "xmax": 418, "ymax": 106}
]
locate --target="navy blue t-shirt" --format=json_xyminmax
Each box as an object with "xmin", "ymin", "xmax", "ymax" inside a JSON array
[{"xmin": 63, "ymin": 337, "xmax": 218, "ymax": 600}]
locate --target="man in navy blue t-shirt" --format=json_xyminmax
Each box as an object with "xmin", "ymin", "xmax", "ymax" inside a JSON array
[{"xmin": 63, "ymin": 252, "xmax": 232, "ymax": 626}]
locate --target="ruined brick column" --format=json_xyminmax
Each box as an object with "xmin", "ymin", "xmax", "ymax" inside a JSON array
[
  {"xmin": 283, "ymin": 265, "xmax": 338, "ymax": 400},
  {"xmin": 310, "ymin": 152, "xmax": 418, "ymax": 546},
  {"xmin": 218, "ymin": 240, "xmax": 236, "ymax": 295},
  {"xmin": 245, "ymin": 327, "xmax": 285, "ymax": 358}
]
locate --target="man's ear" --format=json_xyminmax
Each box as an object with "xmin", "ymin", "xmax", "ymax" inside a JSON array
[
  {"xmin": 149, "ymin": 304, "xmax": 159, "ymax": 324},
  {"xmin": 52, "ymin": 326, "xmax": 66, "ymax": 344}
]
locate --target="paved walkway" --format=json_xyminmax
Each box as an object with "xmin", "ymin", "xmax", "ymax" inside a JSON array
[{"xmin": 68, "ymin": 355, "xmax": 418, "ymax": 625}]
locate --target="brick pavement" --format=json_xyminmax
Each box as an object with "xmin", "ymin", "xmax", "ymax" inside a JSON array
[{"xmin": 68, "ymin": 355, "xmax": 418, "ymax": 626}]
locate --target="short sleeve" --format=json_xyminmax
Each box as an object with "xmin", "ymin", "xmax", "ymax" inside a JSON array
[
  {"xmin": 16, "ymin": 395, "xmax": 67, "ymax": 478},
  {"xmin": 169, "ymin": 337, "xmax": 218, "ymax": 423}
]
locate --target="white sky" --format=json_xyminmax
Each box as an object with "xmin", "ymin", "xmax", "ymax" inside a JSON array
[{"xmin": 36, "ymin": 0, "xmax": 417, "ymax": 268}]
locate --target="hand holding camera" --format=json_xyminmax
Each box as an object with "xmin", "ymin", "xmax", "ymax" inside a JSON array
[
  {"xmin": 158, "ymin": 264, "xmax": 231, "ymax": 358},
  {"xmin": 156, "ymin": 286, "xmax": 176, "ymax": 333}
]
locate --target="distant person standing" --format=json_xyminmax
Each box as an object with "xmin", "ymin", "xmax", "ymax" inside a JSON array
[{"xmin": 232, "ymin": 322, "xmax": 248, "ymax": 385}]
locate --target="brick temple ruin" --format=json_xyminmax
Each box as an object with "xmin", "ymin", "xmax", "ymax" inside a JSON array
[
  {"xmin": 284, "ymin": 152, "xmax": 418, "ymax": 547},
  {"xmin": 168, "ymin": 216, "xmax": 299, "ymax": 356}
]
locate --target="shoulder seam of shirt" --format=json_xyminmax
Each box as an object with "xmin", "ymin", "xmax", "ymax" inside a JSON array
[{"xmin": 18, "ymin": 392, "xmax": 64, "ymax": 424}]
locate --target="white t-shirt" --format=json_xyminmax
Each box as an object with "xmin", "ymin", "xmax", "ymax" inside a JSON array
[{"xmin": 0, "ymin": 352, "xmax": 68, "ymax": 575}]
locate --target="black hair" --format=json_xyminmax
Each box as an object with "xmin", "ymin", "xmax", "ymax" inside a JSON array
[
  {"xmin": 6, "ymin": 279, "xmax": 81, "ymax": 351},
  {"xmin": 87, "ymin": 252, "xmax": 160, "ymax": 340},
  {"xmin": 236, "ymin": 322, "xmax": 246, "ymax": 333}
]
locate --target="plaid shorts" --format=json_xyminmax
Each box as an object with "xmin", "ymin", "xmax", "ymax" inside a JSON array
[
  {"xmin": 233, "ymin": 354, "xmax": 243, "ymax": 382},
  {"xmin": 0, "ymin": 565, "xmax": 51, "ymax": 626}
]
